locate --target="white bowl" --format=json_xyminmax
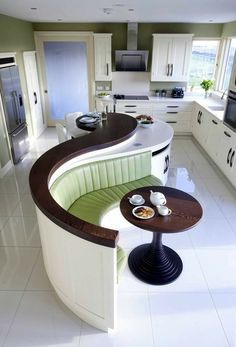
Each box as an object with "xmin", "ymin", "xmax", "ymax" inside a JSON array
[{"xmin": 139, "ymin": 121, "xmax": 154, "ymax": 128}]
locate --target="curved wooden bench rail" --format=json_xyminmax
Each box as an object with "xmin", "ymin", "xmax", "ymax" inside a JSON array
[{"xmin": 29, "ymin": 113, "xmax": 137, "ymax": 248}]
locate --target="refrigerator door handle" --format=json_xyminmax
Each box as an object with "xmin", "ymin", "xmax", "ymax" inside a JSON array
[{"xmin": 12, "ymin": 91, "xmax": 21, "ymax": 124}]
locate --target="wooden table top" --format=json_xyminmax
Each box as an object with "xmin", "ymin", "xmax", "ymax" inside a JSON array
[{"xmin": 120, "ymin": 186, "xmax": 203, "ymax": 234}]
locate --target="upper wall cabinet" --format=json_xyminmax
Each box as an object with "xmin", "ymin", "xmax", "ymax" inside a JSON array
[
  {"xmin": 151, "ymin": 34, "xmax": 193, "ymax": 82},
  {"xmin": 94, "ymin": 34, "xmax": 112, "ymax": 81}
]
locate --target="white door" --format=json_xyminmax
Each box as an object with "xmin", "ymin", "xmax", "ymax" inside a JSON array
[
  {"xmin": 23, "ymin": 51, "xmax": 45, "ymax": 138},
  {"xmin": 34, "ymin": 32, "xmax": 94, "ymax": 127},
  {"xmin": 171, "ymin": 37, "xmax": 192, "ymax": 81},
  {"xmin": 151, "ymin": 36, "xmax": 172, "ymax": 81}
]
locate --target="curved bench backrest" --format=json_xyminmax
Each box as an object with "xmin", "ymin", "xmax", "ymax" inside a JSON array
[{"xmin": 50, "ymin": 151, "xmax": 152, "ymax": 210}]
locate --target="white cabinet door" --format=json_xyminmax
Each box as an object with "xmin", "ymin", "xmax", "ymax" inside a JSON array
[
  {"xmin": 151, "ymin": 36, "xmax": 172, "ymax": 81},
  {"xmin": 151, "ymin": 34, "xmax": 193, "ymax": 82},
  {"xmin": 216, "ymin": 126, "xmax": 236, "ymax": 183},
  {"xmin": 204, "ymin": 117, "xmax": 222, "ymax": 163},
  {"xmin": 94, "ymin": 34, "xmax": 112, "ymax": 81},
  {"xmin": 192, "ymin": 105, "xmax": 211, "ymax": 146}
]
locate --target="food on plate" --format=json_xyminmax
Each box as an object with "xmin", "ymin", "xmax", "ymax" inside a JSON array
[
  {"xmin": 134, "ymin": 206, "xmax": 154, "ymax": 218},
  {"xmin": 136, "ymin": 115, "xmax": 153, "ymax": 121}
]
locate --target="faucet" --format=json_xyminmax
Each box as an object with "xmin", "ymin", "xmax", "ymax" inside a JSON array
[{"xmin": 221, "ymin": 89, "xmax": 228, "ymax": 100}]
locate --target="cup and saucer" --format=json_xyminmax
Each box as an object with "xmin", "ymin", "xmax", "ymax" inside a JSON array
[
  {"xmin": 157, "ymin": 205, "xmax": 172, "ymax": 216},
  {"xmin": 128, "ymin": 194, "xmax": 145, "ymax": 206}
]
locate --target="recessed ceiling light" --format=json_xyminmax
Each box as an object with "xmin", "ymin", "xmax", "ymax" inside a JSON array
[
  {"xmin": 57, "ymin": 19, "xmax": 63, "ymax": 21},
  {"xmin": 128, "ymin": 8, "xmax": 134, "ymax": 11},
  {"xmin": 113, "ymin": 3, "xmax": 125, "ymax": 7},
  {"xmin": 30, "ymin": 7, "xmax": 37, "ymax": 10}
]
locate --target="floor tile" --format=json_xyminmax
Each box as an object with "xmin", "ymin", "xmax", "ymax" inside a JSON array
[
  {"xmin": 212, "ymin": 293, "xmax": 236, "ymax": 346},
  {"xmin": 0, "ymin": 291, "xmax": 22, "ymax": 345},
  {"xmin": 26, "ymin": 251, "xmax": 53, "ymax": 291},
  {"xmin": 80, "ymin": 292, "xmax": 154, "ymax": 347},
  {"xmin": 0, "ymin": 217, "xmax": 41, "ymax": 247},
  {"xmin": 0, "ymin": 247, "xmax": 39, "ymax": 290},
  {"xmin": 3, "ymin": 291, "xmax": 82, "ymax": 347},
  {"xmin": 195, "ymin": 248, "xmax": 236, "ymax": 293},
  {"xmin": 12, "ymin": 194, "xmax": 37, "ymax": 217},
  {"xmin": 0, "ymin": 217, "xmax": 8, "ymax": 231},
  {"xmin": 149, "ymin": 292, "xmax": 229, "ymax": 347},
  {"xmin": 0, "ymin": 195, "xmax": 21, "ymax": 217},
  {"xmin": 189, "ymin": 216, "xmax": 236, "ymax": 250}
]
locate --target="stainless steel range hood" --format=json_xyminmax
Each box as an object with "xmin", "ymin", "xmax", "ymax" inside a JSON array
[{"xmin": 115, "ymin": 23, "xmax": 149, "ymax": 72}]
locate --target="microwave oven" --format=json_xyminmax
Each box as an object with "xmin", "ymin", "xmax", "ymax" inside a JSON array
[{"xmin": 223, "ymin": 89, "xmax": 236, "ymax": 131}]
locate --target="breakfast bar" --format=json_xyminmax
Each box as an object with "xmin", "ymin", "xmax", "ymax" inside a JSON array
[{"xmin": 29, "ymin": 113, "xmax": 173, "ymax": 331}]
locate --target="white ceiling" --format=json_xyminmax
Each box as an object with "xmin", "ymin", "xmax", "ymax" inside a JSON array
[{"xmin": 0, "ymin": 0, "xmax": 236, "ymax": 23}]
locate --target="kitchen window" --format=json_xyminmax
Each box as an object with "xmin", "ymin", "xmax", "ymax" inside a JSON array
[
  {"xmin": 188, "ymin": 39, "xmax": 220, "ymax": 90},
  {"xmin": 217, "ymin": 38, "xmax": 236, "ymax": 93}
]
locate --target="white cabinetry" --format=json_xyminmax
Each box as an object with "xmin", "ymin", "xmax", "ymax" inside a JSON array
[
  {"xmin": 94, "ymin": 34, "xmax": 112, "ymax": 81},
  {"xmin": 151, "ymin": 34, "xmax": 193, "ymax": 82},
  {"xmin": 192, "ymin": 105, "xmax": 212, "ymax": 145},
  {"xmin": 115, "ymin": 101, "xmax": 152, "ymax": 117},
  {"xmin": 215, "ymin": 126, "xmax": 236, "ymax": 185},
  {"xmin": 204, "ymin": 117, "xmax": 222, "ymax": 163},
  {"xmin": 152, "ymin": 102, "xmax": 193, "ymax": 133}
]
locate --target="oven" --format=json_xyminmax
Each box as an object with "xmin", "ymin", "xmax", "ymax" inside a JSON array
[{"xmin": 224, "ymin": 90, "xmax": 236, "ymax": 132}]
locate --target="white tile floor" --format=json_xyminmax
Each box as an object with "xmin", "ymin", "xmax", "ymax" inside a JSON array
[{"xmin": 0, "ymin": 129, "xmax": 236, "ymax": 346}]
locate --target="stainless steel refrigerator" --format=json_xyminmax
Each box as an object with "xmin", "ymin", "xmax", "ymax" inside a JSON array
[{"xmin": 0, "ymin": 65, "xmax": 29, "ymax": 164}]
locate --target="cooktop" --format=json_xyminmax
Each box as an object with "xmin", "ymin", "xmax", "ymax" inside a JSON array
[{"xmin": 114, "ymin": 94, "xmax": 149, "ymax": 100}]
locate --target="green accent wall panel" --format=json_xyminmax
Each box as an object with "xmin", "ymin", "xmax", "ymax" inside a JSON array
[{"xmin": 222, "ymin": 21, "xmax": 236, "ymax": 37}]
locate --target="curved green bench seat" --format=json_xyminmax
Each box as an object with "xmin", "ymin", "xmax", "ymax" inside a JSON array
[{"xmin": 50, "ymin": 151, "xmax": 162, "ymax": 281}]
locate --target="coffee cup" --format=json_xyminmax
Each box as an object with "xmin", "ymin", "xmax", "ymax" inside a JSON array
[
  {"xmin": 157, "ymin": 205, "xmax": 172, "ymax": 216},
  {"xmin": 130, "ymin": 194, "xmax": 143, "ymax": 204}
]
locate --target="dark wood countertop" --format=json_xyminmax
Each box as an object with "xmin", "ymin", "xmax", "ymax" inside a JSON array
[{"xmin": 29, "ymin": 113, "xmax": 137, "ymax": 248}]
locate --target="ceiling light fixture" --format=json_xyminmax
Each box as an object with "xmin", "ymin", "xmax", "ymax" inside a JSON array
[
  {"xmin": 30, "ymin": 7, "xmax": 37, "ymax": 10},
  {"xmin": 128, "ymin": 8, "xmax": 134, "ymax": 11},
  {"xmin": 57, "ymin": 19, "xmax": 63, "ymax": 21}
]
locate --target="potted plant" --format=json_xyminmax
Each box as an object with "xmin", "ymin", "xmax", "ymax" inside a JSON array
[{"xmin": 200, "ymin": 79, "xmax": 214, "ymax": 98}]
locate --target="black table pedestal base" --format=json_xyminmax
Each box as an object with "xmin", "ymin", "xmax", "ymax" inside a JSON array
[{"xmin": 128, "ymin": 232, "xmax": 183, "ymax": 285}]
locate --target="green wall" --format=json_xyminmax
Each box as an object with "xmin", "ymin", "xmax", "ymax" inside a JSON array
[{"xmin": 222, "ymin": 21, "xmax": 236, "ymax": 37}]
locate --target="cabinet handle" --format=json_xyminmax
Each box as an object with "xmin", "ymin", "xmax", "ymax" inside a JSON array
[
  {"xmin": 106, "ymin": 63, "xmax": 109, "ymax": 76},
  {"xmin": 166, "ymin": 111, "xmax": 178, "ymax": 114},
  {"xmin": 166, "ymin": 121, "xmax": 177, "ymax": 124},
  {"xmin": 167, "ymin": 64, "xmax": 170, "ymax": 76},
  {"xmin": 170, "ymin": 64, "xmax": 173, "ymax": 76},
  {"xmin": 230, "ymin": 150, "xmax": 235, "ymax": 167},
  {"xmin": 164, "ymin": 156, "xmax": 167, "ymax": 174},
  {"xmin": 227, "ymin": 148, "xmax": 232, "ymax": 164},
  {"xmin": 164, "ymin": 155, "xmax": 169, "ymax": 174},
  {"xmin": 167, "ymin": 106, "xmax": 179, "ymax": 108},
  {"xmin": 166, "ymin": 154, "xmax": 169, "ymax": 171},
  {"xmin": 33, "ymin": 92, "xmax": 37, "ymax": 104},
  {"xmin": 125, "ymin": 105, "xmax": 136, "ymax": 107},
  {"xmin": 224, "ymin": 131, "xmax": 231, "ymax": 138},
  {"xmin": 212, "ymin": 119, "xmax": 218, "ymax": 125},
  {"xmin": 197, "ymin": 110, "xmax": 201, "ymax": 124},
  {"xmin": 127, "ymin": 111, "xmax": 136, "ymax": 113}
]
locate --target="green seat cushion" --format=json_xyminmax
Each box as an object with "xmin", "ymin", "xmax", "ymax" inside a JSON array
[{"xmin": 68, "ymin": 175, "xmax": 162, "ymax": 225}]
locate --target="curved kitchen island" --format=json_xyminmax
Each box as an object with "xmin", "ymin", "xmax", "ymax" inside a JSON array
[{"xmin": 29, "ymin": 113, "xmax": 173, "ymax": 331}]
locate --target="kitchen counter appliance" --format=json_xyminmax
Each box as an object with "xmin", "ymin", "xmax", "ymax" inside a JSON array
[
  {"xmin": 171, "ymin": 87, "xmax": 184, "ymax": 98},
  {"xmin": 0, "ymin": 65, "xmax": 29, "ymax": 164},
  {"xmin": 224, "ymin": 89, "xmax": 236, "ymax": 131}
]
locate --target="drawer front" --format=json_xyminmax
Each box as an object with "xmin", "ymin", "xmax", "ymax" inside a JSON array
[
  {"xmin": 152, "ymin": 111, "xmax": 192, "ymax": 122},
  {"xmin": 152, "ymin": 102, "xmax": 193, "ymax": 112},
  {"xmin": 116, "ymin": 106, "xmax": 152, "ymax": 115}
]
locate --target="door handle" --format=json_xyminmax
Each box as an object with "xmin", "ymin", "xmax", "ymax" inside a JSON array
[
  {"xmin": 212, "ymin": 119, "xmax": 218, "ymax": 125},
  {"xmin": 34, "ymin": 92, "xmax": 38, "ymax": 104},
  {"xmin": 230, "ymin": 150, "xmax": 235, "ymax": 168},
  {"xmin": 12, "ymin": 91, "xmax": 20, "ymax": 124},
  {"xmin": 224, "ymin": 131, "xmax": 231, "ymax": 137},
  {"xmin": 166, "ymin": 112, "xmax": 178, "ymax": 114},
  {"xmin": 199, "ymin": 111, "xmax": 202, "ymax": 124},
  {"xmin": 167, "ymin": 64, "xmax": 170, "ymax": 76},
  {"xmin": 227, "ymin": 148, "xmax": 232, "ymax": 164},
  {"xmin": 106, "ymin": 63, "xmax": 109, "ymax": 76},
  {"xmin": 166, "ymin": 154, "xmax": 169, "ymax": 171},
  {"xmin": 170, "ymin": 64, "xmax": 173, "ymax": 76},
  {"xmin": 164, "ymin": 155, "xmax": 168, "ymax": 174}
]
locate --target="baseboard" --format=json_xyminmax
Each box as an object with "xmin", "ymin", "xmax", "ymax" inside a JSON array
[{"xmin": 0, "ymin": 160, "xmax": 12, "ymax": 178}]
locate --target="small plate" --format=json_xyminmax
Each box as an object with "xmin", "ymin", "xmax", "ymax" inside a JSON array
[
  {"xmin": 79, "ymin": 116, "xmax": 97, "ymax": 124},
  {"xmin": 132, "ymin": 206, "xmax": 155, "ymax": 220},
  {"xmin": 129, "ymin": 198, "xmax": 145, "ymax": 206}
]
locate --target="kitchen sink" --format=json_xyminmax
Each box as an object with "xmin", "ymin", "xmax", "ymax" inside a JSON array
[{"xmin": 208, "ymin": 105, "xmax": 225, "ymax": 111}]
